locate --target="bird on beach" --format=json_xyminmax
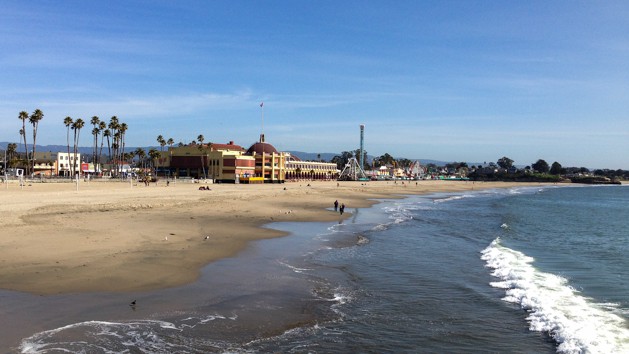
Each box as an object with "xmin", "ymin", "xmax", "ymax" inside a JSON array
[
  {"xmin": 129, "ymin": 300, "xmax": 136, "ymax": 307},
  {"xmin": 204, "ymin": 235, "xmax": 209, "ymax": 240}
]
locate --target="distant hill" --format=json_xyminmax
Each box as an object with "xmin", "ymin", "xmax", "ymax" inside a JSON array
[
  {"xmin": 1, "ymin": 142, "xmax": 477, "ymax": 167},
  {"xmin": 0, "ymin": 142, "xmax": 159, "ymax": 155},
  {"xmin": 286, "ymin": 151, "xmax": 466, "ymax": 167}
]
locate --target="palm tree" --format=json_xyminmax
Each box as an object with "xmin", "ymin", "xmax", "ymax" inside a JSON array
[
  {"xmin": 108, "ymin": 116, "xmax": 119, "ymax": 176},
  {"xmin": 103, "ymin": 128, "xmax": 111, "ymax": 169},
  {"xmin": 7, "ymin": 143, "xmax": 17, "ymax": 168},
  {"xmin": 71, "ymin": 118, "xmax": 85, "ymax": 176},
  {"xmin": 18, "ymin": 111, "xmax": 29, "ymax": 174},
  {"xmin": 90, "ymin": 116, "xmax": 100, "ymax": 166},
  {"xmin": 91, "ymin": 127, "xmax": 100, "ymax": 170},
  {"xmin": 134, "ymin": 147, "xmax": 146, "ymax": 170},
  {"xmin": 98, "ymin": 121, "xmax": 107, "ymax": 170},
  {"xmin": 197, "ymin": 134, "xmax": 206, "ymax": 179},
  {"xmin": 18, "ymin": 128, "xmax": 25, "ymax": 168},
  {"xmin": 119, "ymin": 122, "xmax": 128, "ymax": 171},
  {"xmin": 148, "ymin": 148, "xmax": 160, "ymax": 176},
  {"xmin": 167, "ymin": 138, "xmax": 174, "ymax": 148},
  {"xmin": 112, "ymin": 132, "xmax": 120, "ymax": 177},
  {"xmin": 157, "ymin": 135, "xmax": 166, "ymax": 152},
  {"xmin": 123, "ymin": 152, "xmax": 133, "ymax": 165},
  {"xmin": 29, "ymin": 109, "xmax": 44, "ymax": 175},
  {"xmin": 63, "ymin": 116, "xmax": 73, "ymax": 177}
]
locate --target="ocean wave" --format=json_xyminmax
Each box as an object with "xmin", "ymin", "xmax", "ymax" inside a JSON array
[
  {"xmin": 277, "ymin": 260, "xmax": 313, "ymax": 273},
  {"xmin": 383, "ymin": 204, "xmax": 416, "ymax": 224},
  {"xmin": 481, "ymin": 238, "xmax": 629, "ymax": 354},
  {"xmin": 19, "ymin": 317, "xmax": 236, "ymax": 353},
  {"xmin": 432, "ymin": 194, "xmax": 475, "ymax": 203}
]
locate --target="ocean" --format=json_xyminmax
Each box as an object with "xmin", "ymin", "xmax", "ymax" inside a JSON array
[{"xmin": 7, "ymin": 184, "xmax": 629, "ymax": 353}]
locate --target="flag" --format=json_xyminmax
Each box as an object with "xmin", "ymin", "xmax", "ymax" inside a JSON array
[{"xmin": 260, "ymin": 102, "xmax": 263, "ymax": 107}]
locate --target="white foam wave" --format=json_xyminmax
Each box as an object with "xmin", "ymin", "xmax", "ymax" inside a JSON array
[
  {"xmin": 481, "ymin": 238, "xmax": 629, "ymax": 354},
  {"xmin": 372, "ymin": 223, "xmax": 388, "ymax": 231},
  {"xmin": 277, "ymin": 260, "xmax": 312, "ymax": 273},
  {"xmin": 356, "ymin": 235, "xmax": 370, "ymax": 245},
  {"xmin": 19, "ymin": 316, "xmax": 236, "ymax": 353},
  {"xmin": 432, "ymin": 194, "xmax": 475, "ymax": 203},
  {"xmin": 383, "ymin": 204, "xmax": 415, "ymax": 224}
]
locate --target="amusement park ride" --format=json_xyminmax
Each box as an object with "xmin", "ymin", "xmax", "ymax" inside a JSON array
[
  {"xmin": 337, "ymin": 124, "xmax": 425, "ymax": 181},
  {"xmin": 338, "ymin": 125, "xmax": 369, "ymax": 181}
]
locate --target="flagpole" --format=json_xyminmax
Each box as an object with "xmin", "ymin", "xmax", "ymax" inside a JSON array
[{"xmin": 260, "ymin": 102, "xmax": 264, "ymax": 135}]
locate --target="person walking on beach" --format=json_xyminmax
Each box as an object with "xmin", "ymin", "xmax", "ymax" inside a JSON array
[
  {"xmin": 334, "ymin": 200, "xmax": 339, "ymax": 211},
  {"xmin": 340, "ymin": 203, "xmax": 345, "ymax": 215}
]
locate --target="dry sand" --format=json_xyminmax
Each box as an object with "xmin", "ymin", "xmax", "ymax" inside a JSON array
[{"xmin": 0, "ymin": 179, "xmax": 541, "ymax": 295}]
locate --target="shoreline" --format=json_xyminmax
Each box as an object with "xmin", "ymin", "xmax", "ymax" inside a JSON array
[{"xmin": 0, "ymin": 180, "xmax": 543, "ymax": 295}]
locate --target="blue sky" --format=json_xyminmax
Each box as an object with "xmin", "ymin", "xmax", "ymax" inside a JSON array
[{"xmin": 1, "ymin": 1, "xmax": 627, "ymax": 169}]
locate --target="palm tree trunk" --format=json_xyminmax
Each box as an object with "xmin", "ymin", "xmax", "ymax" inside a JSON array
[
  {"xmin": 99, "ymin": 134, "xmax": 104, "ymax": 173},
  {"xmin": 22, "ymin": 125, "xmax": 29, "ymax": 176},
  {"xmin": 66, "ymin": 126, "xmax": 71, "ymax": 177},
  {"xmin": 72, "ymin": 129, "xmax": 76, "ymax": 177},
  {"xmin": 32, "ymin": 124, "xmax": 37, "ymax": 176}
]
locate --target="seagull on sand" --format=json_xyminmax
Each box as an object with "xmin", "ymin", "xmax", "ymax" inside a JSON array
[
  {"xmin": 204, "ymin": 235, "xmax": 210, "ymax": 240},
  {"xmin": 129, "ymin": 300, "xmax": 136, "ymax": 307}
]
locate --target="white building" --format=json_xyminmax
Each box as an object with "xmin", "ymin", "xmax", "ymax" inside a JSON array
[{"xmin": 56, "ymin": 152, "xmax": 81, "ymax": 177}]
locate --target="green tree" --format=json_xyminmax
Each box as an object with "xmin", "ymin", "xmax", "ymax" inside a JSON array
[
  {"xmin": 532, "ymin": 159, "xmax": 550, "ymax": 174},
  {"xmin": 332, "ymin": 151, "xmax": 354, "ymax": 170},
  {"xmin": 353, "ymin": 149, "xmax": 368, "ymax": 170},
  {"xmin": 374, "ymin": 153, "xmax": 395, "ymax": 168},
  {"xmin": 397, "ymin": 158, "xmax": 412, "ymax": 169},
  {"xmin": 497, "ymin": 156, "xmax": 514, "ymax": 169},
  {"xmin": 549, "ymin": 161, "xmax": 563, "ymax": 175}
]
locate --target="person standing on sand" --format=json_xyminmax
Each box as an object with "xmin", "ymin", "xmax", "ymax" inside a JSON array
[
  {"xmin": 334, "ymin": 200, "xmax": 339, "ymax": 211},
  {"xmin": 340, "ymin": 203, "xmax": 345, "ymax": 215}
]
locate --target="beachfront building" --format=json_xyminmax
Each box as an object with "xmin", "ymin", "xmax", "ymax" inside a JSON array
[
  {"xmin": 284, "ymin": 154, "xmax": 338, "ymax": 181},
  {"xmin": 160, "ymin": 135, "xmax": 291, "ymax": 183},
  {"xmin": 30, "ymin": 151, "xmax": 82, "ymax": 177},
  {"xmin": 56, "ymin": 152, "xmax": 81, "ymax": 177},
  {"xmin": 160, "ymin": 134, "xmax": 344, "ymax": 183},
  {"xmin": 245, "ymin": 134, "xmax": 287, "ymax": 183},
  {"xmin": 164, "ymin": 141, "xmax": 257, "ymax": 183},
  {"xmin": 31, "ymin": 151, "xmax": 58, "ymax": 176}
]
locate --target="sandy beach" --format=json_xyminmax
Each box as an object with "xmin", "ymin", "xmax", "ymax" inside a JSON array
[{"xmin": 0, "ymin": 179, "xmax": 541, "ymax": 295}]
